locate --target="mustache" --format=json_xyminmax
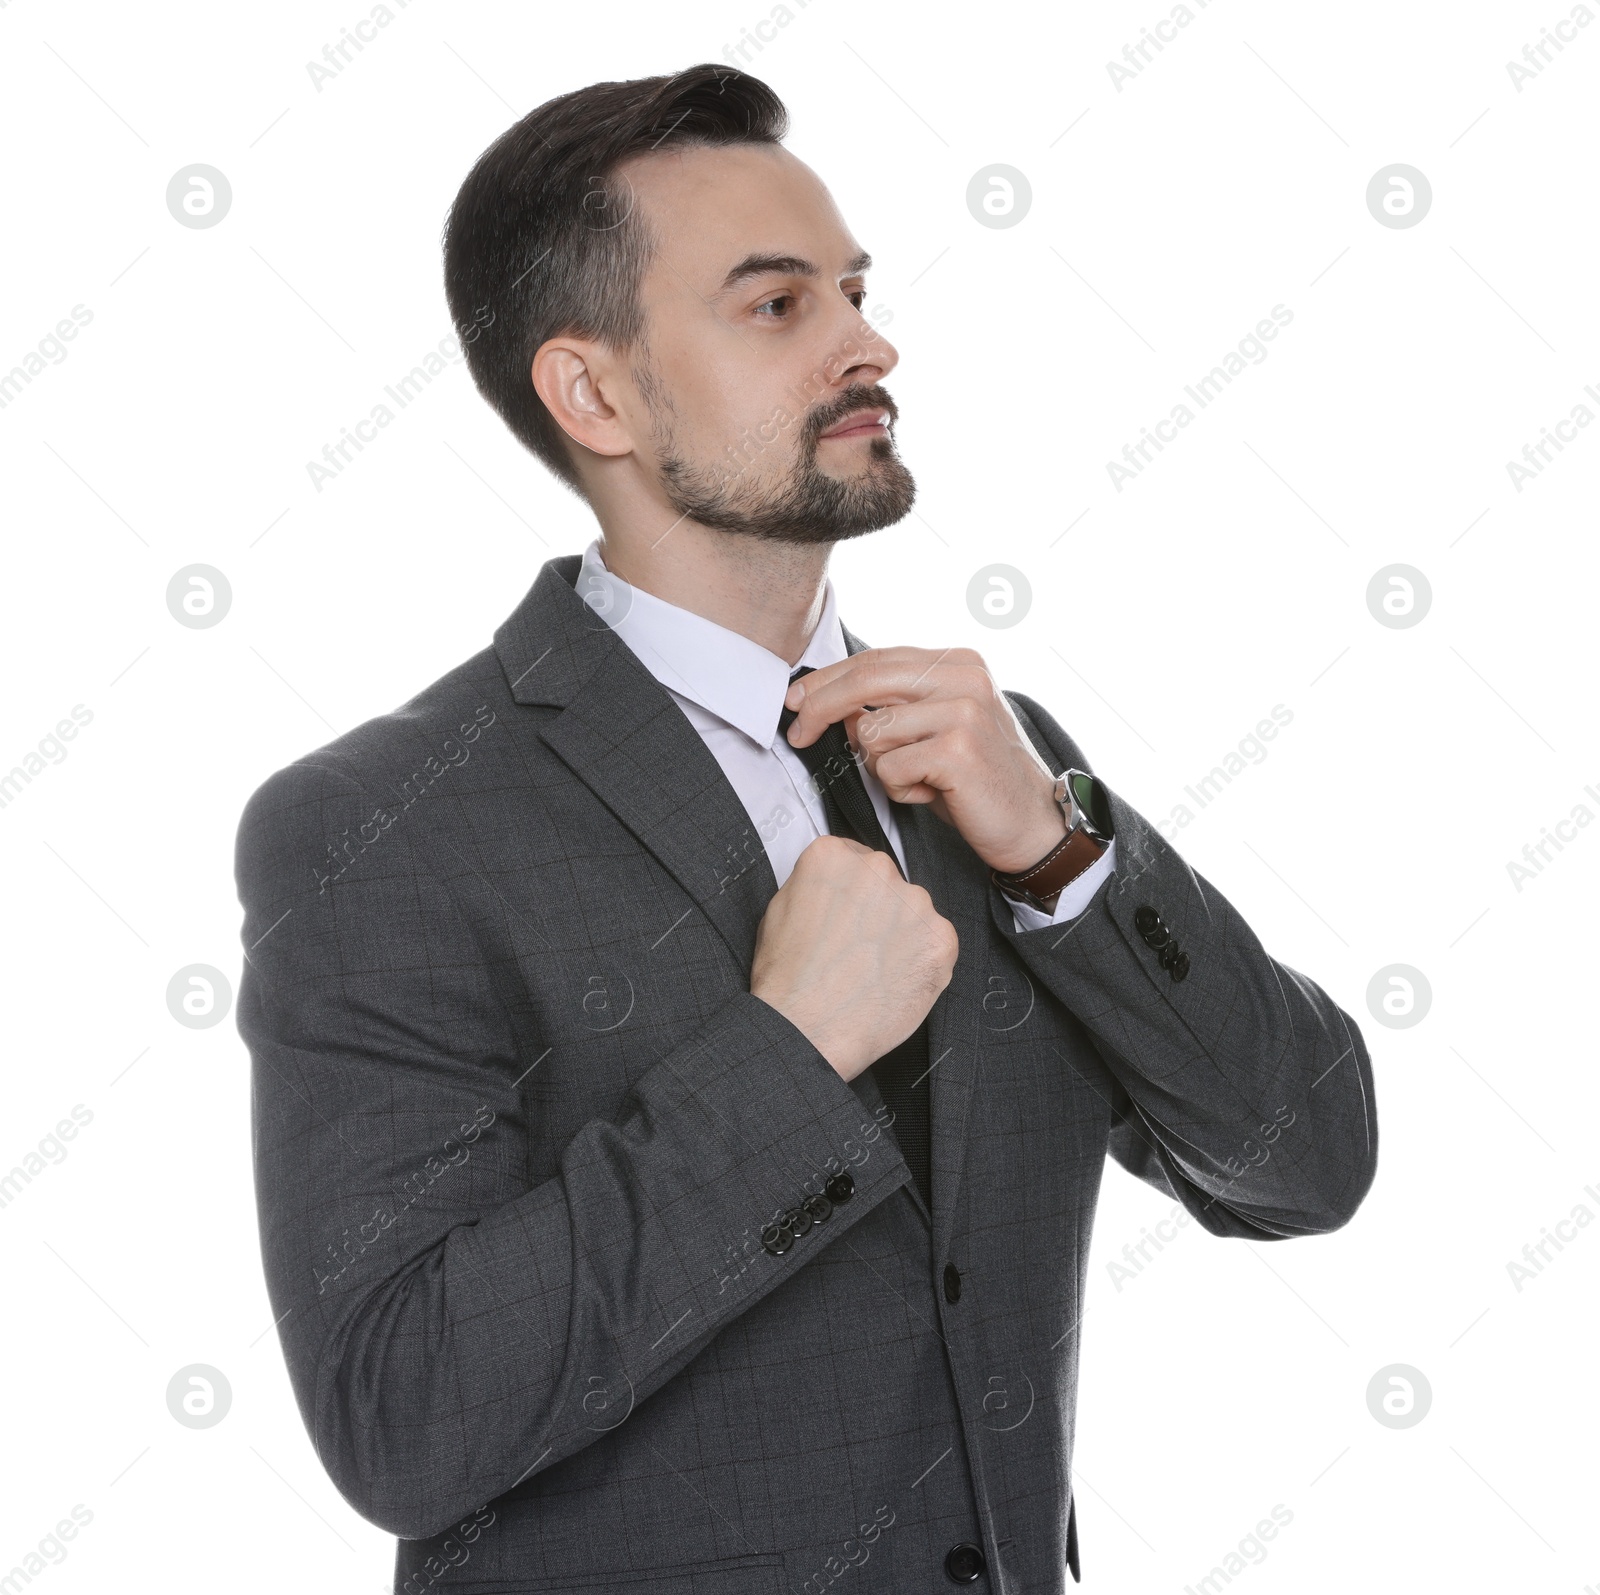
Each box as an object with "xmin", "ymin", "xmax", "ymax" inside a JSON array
[{"xmin": 804, "ymin": 385, "xmax": 900, "ymax": 447}]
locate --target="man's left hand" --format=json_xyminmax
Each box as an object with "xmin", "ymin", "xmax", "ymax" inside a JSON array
[{"xmin": 783, "ymin": 646, "xmax": 1067, "ymax": 875}]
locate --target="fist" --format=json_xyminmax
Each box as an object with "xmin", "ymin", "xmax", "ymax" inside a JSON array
[{"xmin": 750, "ymin": 835, "xmax": 958, "ymax": 1081}]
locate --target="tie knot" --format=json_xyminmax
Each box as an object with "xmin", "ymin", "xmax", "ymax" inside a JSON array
[{"xmin": 772, "ymin": 663, "xmax": 903, "ymax": 875}]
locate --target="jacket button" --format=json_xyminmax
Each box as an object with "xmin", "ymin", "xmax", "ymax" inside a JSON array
[
  {"xmin": 825, "ymin": 1171, "xmax": 855, "ymax": 1204},
  {"xmin": 1172, "ymin": 950, "xmax": 1191, "ymax": 981},
  {"xmin": 760, "ymin": 1223, "xmax": 793, "ymax": 1256},
  {"xmin": 802, "ymin": 1193, "xmax": 833, "ymax": 1224},
  {"xmin": 784, "ymin": 1205, "xmax": 813, "ymax": 1239},
  {"xmin": 943, "ymin": 1263, "xmax": 962, "ymax": 1303},
  {"xmin": 1142, "ymin": 921, "xmax": 1170, "ymax": 947},
  {"xmin": 944, "ymin": 1542, "xmax": 986, "ymax": 1582},
  {"xmin": 1159, "ymin": 940, "xmax": 1182, "ymax": 971},
  {"xmin": 1133, "ymin": 905, "xmax": 1161, "ymax": 936}
]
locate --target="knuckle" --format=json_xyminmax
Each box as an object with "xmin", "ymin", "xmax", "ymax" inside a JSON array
[{"xmin": 806, "ymin": 835, "xmax": 850, "ymax": 874}]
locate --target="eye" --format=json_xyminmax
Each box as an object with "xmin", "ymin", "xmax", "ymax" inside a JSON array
[
  {"xmin": 846, "ymin": 288, "xmax": 867, "ymax": 310},
  {"xmin": 754, "ymin": 293, "xmax": 795, "ymax": 318}
]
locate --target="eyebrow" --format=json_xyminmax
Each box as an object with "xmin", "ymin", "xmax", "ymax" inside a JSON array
[{"xmin": 715, "ymin": 249, "xmax": 873, "ymax": 296}]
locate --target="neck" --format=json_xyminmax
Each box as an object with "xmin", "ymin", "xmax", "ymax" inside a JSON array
[{"xmin": 595, "ymin": 518, "xmax": 832, "ymax": 667}]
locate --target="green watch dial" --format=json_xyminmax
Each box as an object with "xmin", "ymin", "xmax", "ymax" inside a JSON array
[{"xmin": 1067, "ymin": 770, "xmax": 1114, "ymax": 841}]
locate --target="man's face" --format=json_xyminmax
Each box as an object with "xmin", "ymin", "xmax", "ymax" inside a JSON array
[{"xmin": 615, "ymin": 142, "xmax": 914, "ymax": 545}]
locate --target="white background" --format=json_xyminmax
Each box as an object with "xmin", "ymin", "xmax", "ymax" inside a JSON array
[{"xmin": 1, "ymin": 0, "xmax": 1596, "ymax": 1590}]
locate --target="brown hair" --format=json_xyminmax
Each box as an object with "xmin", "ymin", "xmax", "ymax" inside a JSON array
[{"xmin": 442, "ymin": 64, "xmax": 789, "ymax": 498}]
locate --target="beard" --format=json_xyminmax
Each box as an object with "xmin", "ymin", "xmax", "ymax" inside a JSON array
[{"xmin": 643, "ymin": 375, "xmax": 917, "ymax": 546}]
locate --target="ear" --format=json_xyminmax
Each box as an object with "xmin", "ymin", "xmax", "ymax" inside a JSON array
[{"xmin": 531, "ymin": 337, "xmax": 638, "ymax": 461}]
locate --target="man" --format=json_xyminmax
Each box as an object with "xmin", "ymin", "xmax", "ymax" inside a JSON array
[{"xmin": 235, "ymin": 63, "xmax": 1377, "ymax": 1595}]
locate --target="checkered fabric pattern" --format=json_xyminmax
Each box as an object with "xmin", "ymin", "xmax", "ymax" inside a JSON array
[{"xmin": 234, "ymin": 555, "xmax": 1377, "ymax": 1595}]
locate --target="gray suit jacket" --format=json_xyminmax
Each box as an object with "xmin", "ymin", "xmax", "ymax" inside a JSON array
[{"xmin": 235, "ymin": 555, "xmax": 1377, "ymax": 1595}]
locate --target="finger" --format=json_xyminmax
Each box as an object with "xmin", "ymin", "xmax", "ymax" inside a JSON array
[
  {"xmin": 784, "ymin": 646, "xmax": 927, "ymax": 703},
  {"xmin": 876, "ymin": 778, "xmax": 942, "ymax": 805},
  {"xmin": 849, "ymin": 700, "xmax": 957, "ymax": 765},
  {"xmin": 786, "ymin": 651, "xmax": 986, "ymax": 747},
  {"xmin": 805, "ymin": 832, "xmax": 874, "ymax": 857},
  {"xmin": 787, "ymin": 648, "xmax": 965, "ymax": 710},
  {"xmin": 872, "ymin": 735, "xmax": 965, "ymax": 805}
]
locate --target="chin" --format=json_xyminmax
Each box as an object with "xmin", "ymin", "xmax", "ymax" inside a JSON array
[{"xmin": 658, "ymin": 442, "xmax": 916, "ymax": 544}]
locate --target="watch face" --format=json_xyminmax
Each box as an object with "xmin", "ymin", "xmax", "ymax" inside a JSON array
[{"xmin": 1068, "ymin": 770, "xmax": 1114, "ymax": 840}]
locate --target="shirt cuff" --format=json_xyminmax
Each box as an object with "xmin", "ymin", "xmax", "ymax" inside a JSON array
[{"xmin": 1006, "ymin": 839, "xmax": 1118, "ymax": 933}]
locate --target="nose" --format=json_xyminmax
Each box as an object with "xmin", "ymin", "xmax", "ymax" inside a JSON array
[{"xmin": 829, "ymin": 313, "xmax": 898, "ymax": 391}]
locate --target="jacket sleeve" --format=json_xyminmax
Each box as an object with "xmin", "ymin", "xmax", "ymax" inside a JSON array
[
  {"xmin": 999, "ymin": 690, "xmax": 1378, "ymax": 1240},
  {"xmin": 235, "ymin": 757, "xmax": 909, "ymax": 1540}
]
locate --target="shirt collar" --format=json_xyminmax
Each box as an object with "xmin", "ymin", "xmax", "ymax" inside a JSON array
[{"xmin": 577, "ymin": 539, "xmax": 846, "ymax": 748}]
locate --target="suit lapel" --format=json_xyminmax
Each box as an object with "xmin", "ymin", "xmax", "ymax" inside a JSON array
[{"xmin": 495, "ymin": 557, "xmax": 778, "ymax": 975}]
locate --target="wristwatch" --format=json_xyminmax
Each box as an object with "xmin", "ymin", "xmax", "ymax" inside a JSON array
[{"xmin": 991, "ymin": 769, "xmax": 1115, "ymax": 913}]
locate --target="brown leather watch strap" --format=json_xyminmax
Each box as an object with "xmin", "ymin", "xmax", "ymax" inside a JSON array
[{"xmin": 992, "ymin": 825, "xmax": 1108, "ymax": 911}]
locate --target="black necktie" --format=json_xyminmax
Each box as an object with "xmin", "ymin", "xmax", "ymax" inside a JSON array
[{"xmin": 778, "ymin": 666, "xmax": 933, "ymax": 1214}]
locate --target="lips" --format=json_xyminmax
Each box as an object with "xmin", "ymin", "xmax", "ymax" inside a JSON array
[{"xmin": 819, "ymin": 408, "xmax": 890, "ymax": 440}]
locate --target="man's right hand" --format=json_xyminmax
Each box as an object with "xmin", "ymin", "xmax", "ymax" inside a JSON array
[{"xmin": 750, "ymin": 835, "xmax": 959, "ymax": 1082}]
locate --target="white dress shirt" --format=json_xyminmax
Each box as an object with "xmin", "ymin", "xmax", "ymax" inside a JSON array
[{"xmin": 577, "ymin": 540, "xmax": 1115, "ymax": 930}]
